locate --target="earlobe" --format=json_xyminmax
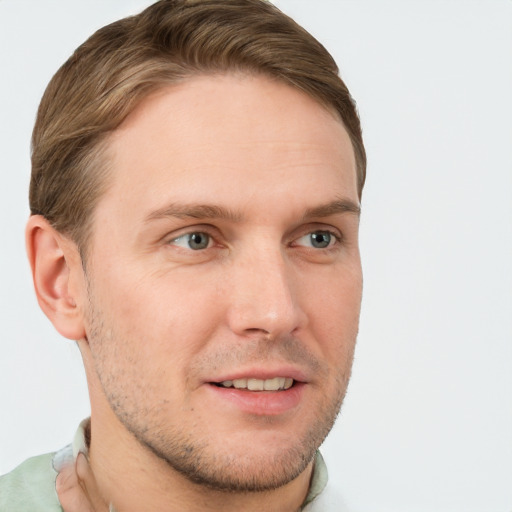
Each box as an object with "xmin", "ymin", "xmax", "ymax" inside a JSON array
[{"xmin": 26, "ymin": 215, "xmax": 86, "ymax": 341}]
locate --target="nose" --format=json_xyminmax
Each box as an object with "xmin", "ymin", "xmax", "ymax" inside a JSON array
[{"xmin": 226, "ymin": 246, "xmax": 308, "ymax": 339}]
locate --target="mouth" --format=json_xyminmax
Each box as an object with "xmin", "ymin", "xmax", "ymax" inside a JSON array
[
  {"xmin": 208, "ymin": 377, "xmax": 303, "ymax": 415},
  {"xmin": 205, "ymin": 369, "xmax": 306, "ymax": 415},
  {"xmin": 212, "ymin": 377, "xmax": 294, "ymax": 391}
]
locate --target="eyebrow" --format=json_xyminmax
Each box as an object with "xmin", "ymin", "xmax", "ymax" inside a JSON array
[
  {"xmin": 144, "ymin": 198, "xmax": 360, "ymax": 224},
  {"xmin": 145, "ymin": 203, "xmax": 242, "ymax": 223},
  {"xmin": 302, "ymin": 198, "xmax": 361, "ymax": 219}
]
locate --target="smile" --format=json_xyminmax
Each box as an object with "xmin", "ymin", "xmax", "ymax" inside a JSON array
[
  {"xmin": 207, "ymin": 374, "xmax": 305, "ymax": 415},
  {"xmin": 217, "ymin": 377, "xmax": 294, "ymax": 391}
]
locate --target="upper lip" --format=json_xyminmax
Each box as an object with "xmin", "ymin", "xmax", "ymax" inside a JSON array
[{"xmin": 206, "ymin": 366, "xmax": 309, "ymax": 384}]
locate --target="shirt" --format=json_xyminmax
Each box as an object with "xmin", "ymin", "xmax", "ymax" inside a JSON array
[{"xmin": 0, "ymin": 419, "xmax": 347, "ymax": 511}]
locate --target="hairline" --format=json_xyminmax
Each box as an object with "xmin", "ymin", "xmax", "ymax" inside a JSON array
[{"xmin": 73, "ymin": 70, "xmax": 361, "ymax": 264}]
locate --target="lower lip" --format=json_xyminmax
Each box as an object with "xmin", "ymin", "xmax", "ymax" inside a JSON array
[{"xmin": 206, "ymin": 383, "xmax": 305, "ymax": 416}]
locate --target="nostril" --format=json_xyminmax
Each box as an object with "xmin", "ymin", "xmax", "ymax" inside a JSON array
[{"xmin": 244, "ymin": 327, "xmax": 270, "ymax": 335}]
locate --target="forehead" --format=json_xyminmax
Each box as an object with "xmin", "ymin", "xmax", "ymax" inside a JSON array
[{"xmin": 98, "ymin": 73, "xmax": 357, "ymax": 222}]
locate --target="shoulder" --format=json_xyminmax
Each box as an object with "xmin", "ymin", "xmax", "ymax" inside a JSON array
[
  {"xmin": 0, "ymin": 452, "xmax": 62, "ymax": 511},
  {"xmin": 301, "ymin": 450, "xmax": 352, "ymax": 512},
  {"xmin": 303, "ymin": 481, "xmax": 352, "ymax": 512}
]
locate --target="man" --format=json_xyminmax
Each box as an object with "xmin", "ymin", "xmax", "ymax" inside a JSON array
[{"xmin": 0, "ymin": 0, "xmax": 365, "ymax": 510}]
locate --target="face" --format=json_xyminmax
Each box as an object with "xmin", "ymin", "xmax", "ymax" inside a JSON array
[{"xmin": 81, "ymin": 74, "xmax": 362, "ymax": 491}]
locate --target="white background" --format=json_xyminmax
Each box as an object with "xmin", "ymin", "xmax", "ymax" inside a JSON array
[{"xmin": 0, "ymin": 1, "xmax": 511, "ymax": 511}]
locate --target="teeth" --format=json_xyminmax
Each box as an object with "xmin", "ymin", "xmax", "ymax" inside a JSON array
[
  {"xmin": 220, "ymin": 377, "xmax": 294, "ymax": 391},
  {"xmin": 233, "ymin": 379, "xmax": 247, "ymax": 389},
  {"xmin": 248, "ymin": 378, "xmax": 264, "ymax": 391},
  {"xmin": 264, "ymin": 377, "xmax": 284, "ymax": 391}
]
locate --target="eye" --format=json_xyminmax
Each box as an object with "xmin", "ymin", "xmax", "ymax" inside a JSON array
[
  {"xmin": 170, "ymin": 232, "xmax": 212, "ymax": 250},
  {"xmin": 295, "ymin": 230, "xmax": 337, "ymax": 249}
]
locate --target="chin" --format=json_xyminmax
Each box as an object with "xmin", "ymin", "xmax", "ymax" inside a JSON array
[
  {"xmin": 160, "ymin": 439, "xmax": 315, "ymax": 492},
  {"xmin": 130, "ymin": 414, "xmax": 332, "ymax": 493}
]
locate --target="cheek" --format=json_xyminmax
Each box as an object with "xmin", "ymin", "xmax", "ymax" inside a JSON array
[
  {"xmin": 85, "ymin": 272, "xmax": 224, "ymax": 410},
  {"xmin": 90, "ymin": 266, "xmax": 225, "ymax": 361},
  {"xmin": 302, "ymin": 264, "xmax": 362, "ymax": 354}
]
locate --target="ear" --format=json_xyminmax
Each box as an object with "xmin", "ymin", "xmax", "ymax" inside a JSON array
[{"xmin": 26, "ymin": 215, "xmax": 86, "ymax": 341}]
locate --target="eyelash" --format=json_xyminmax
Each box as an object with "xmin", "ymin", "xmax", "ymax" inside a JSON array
[
  {"xmin": 166, "ymin": 227, "xmax": 343, "ymax": 252},
  {"xmin": 169, "ymin": 231, "xmax": 216, "ymax": 251}
]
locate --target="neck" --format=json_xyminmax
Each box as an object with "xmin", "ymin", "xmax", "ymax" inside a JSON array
[
  {"xmin": 87, "ymin": 412, "xmax": 313, "ymax": 512},
  {"xmin": 83, "ymin": 356, "xmax": 313, "ymax": 512}
]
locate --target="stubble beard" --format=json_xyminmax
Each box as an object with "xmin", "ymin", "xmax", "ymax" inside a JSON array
[
  {"xmin": 85, "ymin": 286, "xmax": 355, "ymax": 493},
  {"xmin": 129, "ymin": 375, "xmax": 349, "ymax": 493}
]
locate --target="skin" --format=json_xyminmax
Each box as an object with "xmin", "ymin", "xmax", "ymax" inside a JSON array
[{"xmin": 28, "ymin": 73, "xmax": 362, "ymax": 511}]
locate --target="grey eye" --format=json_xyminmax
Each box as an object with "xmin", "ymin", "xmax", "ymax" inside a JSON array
[
  {"xmin": 310, "ymin": 231, "xmax": 332, "ymax": 248},
  {"xmin": 171, "ymin": 232, "xmax": 211, "ymax": 250},
  {"xmin": 187, "ymin": 232, "xmax": 210, "ymax": 250},
  {"xmin": 295, "ymin": 231, "xmax": 334, "ymax": 249}
]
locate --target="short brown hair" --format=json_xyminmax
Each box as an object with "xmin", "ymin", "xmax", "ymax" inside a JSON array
[{"xmin": 30, "ymin": 0, "xmax": 366, "ymax": 253}]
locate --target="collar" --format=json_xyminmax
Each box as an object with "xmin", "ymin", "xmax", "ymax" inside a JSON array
[{"xmin": 53, "ymin": 418, "xmax": 328, "ymax": 509}]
